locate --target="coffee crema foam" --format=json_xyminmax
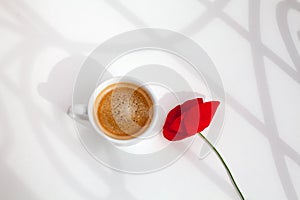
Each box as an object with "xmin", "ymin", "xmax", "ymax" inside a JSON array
[{"xmin": 94, "ymin": 82, "xmax": 153, "ymax": 140}]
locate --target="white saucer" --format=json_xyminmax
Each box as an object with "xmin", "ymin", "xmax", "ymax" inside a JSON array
[{"xmin": 71, "ymin": 28, "xmax": 225, "ymax": 173}]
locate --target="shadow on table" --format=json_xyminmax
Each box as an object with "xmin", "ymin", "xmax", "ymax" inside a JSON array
[
  {"xmin": 37, "ymin": 55, "xmax": 139, "ymax": 200},
  {"xmin": 1, "ymin": 0, "xmax": 299, "ymax": 199},
  {"xmin": 0, "ymin": 164, "xmax": 39, "ymax": 200},
  {"xmin": 186, "ymin": 0, "xmax": 300, "ymax": 199}
]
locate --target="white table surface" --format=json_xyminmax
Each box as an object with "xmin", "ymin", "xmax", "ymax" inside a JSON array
[{"xmin": 1, "ymin": 0, "xmax": 300, "ymax": 199}]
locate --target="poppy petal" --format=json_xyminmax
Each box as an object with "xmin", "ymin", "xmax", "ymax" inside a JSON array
[
  {"xmin": 181, "ymin": 101, "xmax": 220, "ymax": 138},
  {"xmin": 163, "ymin": 105, "xmax": 181, "ymax": 129},
  {"xmin": 197, "ymin": 101, "xmax": 220, "ymax": 132},
  {"xmin": 162, "ymin": 98, "xmax": 220, "ymax": 141},
  {"xmin": 169, "ymin": 115, "xmax": 182, "ymax": 132},
  {"xmin": 181, "ymin": 98, "xmax": 203, "ymax": 113},
  {"xmin": 162, "ymin": 128, "xmax": 178, "ymax": 141},
  {"xmin": 182, "ymin": 105, "xmax": 201, "ymax": 135}
]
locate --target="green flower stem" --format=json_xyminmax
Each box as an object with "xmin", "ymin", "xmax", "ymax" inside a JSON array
[{"xmin": 198, "ymin": 132, "xmax": 245, "ymax": 200}]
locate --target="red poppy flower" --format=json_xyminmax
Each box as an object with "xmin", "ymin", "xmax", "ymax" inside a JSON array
[
  {"xmin": 161, "ymin": 98, "xmax": 245, "ymax": 199},
  {"xmin": 163, "ymin": 98, "xmax": 220, "ymax": 141}
]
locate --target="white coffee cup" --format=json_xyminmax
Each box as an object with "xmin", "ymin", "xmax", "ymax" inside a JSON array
[{"xmin": 68, "ymin": 77, "xmax": 158, "ymax": 146}]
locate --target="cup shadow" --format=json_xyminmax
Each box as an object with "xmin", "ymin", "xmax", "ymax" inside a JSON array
[{"xmin": 37, "ymin": 55, "xmax": 138, "ymax": 199}]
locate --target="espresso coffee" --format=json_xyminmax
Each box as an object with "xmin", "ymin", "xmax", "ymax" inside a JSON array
[{"xmin": 94, "ymin": 82, "xmax": 153, "ymax": 140}]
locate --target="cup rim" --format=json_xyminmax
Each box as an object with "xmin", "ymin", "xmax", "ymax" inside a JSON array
[{"xmin": 88, "ymin": 76, "xmax": 158, "ymax": 146}]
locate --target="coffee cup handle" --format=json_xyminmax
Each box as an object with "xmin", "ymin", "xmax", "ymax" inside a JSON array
[{"xmin": 67, "ymin": 104, "xmax": 89, "ymax": 120}]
